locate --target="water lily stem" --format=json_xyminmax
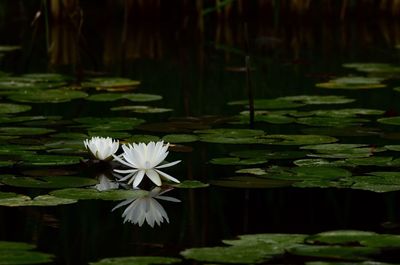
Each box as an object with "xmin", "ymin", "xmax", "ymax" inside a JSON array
[{"xmin": 246, "ymin": 55, "xmax": 254, "ymax": 129}]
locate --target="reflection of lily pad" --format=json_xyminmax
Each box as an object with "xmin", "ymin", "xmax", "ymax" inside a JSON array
[
  {"xmin": 8, "ymin": 88, "xmax": 88, "ymax": 103},
  {"xmin": 87, "ymin": 93, "xmax": 162, "ymax": 102},
  {"xmin": 89, "ymin": 256, "xmax": 181, "ymax": 265},
  {"xmin": 1, "ymin": 176, "xmax": 97, "ymax": 189},
  {"xmin": 50, "ymin": 188, "xmax": 148, "ymax": 200},
  {"xmin": 171, "ymin": 180, "xmax": 209, "ymax": 188},
  {"xmin": 0, "ymin": 103, "xmax": 31, "ymax": 114}
]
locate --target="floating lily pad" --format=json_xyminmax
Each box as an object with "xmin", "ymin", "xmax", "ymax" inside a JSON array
[
  {"xmin": 170, "ymin": 180, "xmax": 209, "ymax": 188},
  {"xmin": 296, "ymin": 117, "xmax": 369, "ymax": 127},
  {"xmin": 348, "ymin": 172, "xmax": 400, "ymax": 192},
  {"xmin": 0, "ymin": 240, "xmax": 54, "ymax": 264},
  {"xmin": 0, "ymin": 127, "xmax": 54, "ymax": 136},
  {"xmin": 302, "ymin": 144, "xmax": 383, "ymax": 159},
  {"xmin": 1, "ymin": 176, "xmax": 97, "ymax": 189},
  {"xmin": 346, "ymin": 157, "xmax": 400, "ymax": 167},
  {"xmin": 162, "ymin": 134, "xmax": 198, "ymax": 143},
  {"xmin": 311, "ymin": 108, "xmax": 384, "ymax": 117},
  {"xmin": 87, "ymin": 93, "xmax": 162, "ymax": 102},
  {"xmin": 259, "ymin": 135, "xmax": 337, "ymax": 145},
  {"xmin": 377, "ymin": 117, "xmax": 400, "ymax": 125},
  {"xmin": 82, "ymin": 77, "xmax": 140, "ymax": 89},
  {"xmin": 230, "ymin": 149, "xmax": 308, "ymax": 160},
  {"xmin": 288, "ymin": 245, "xmax": 380, "ymax": 261},
  {"xmin": 235, "ymin": 111, "xmax": 295, "ymax": 124},
  {"xmin": 0, "ymin": 77, "xmax": 65, "ymax": 91},
  {"xmin": 343, "ymin": 62, "xmax": 400, "ymax": 77},
  {"xmin": 228, "ymin": 98, "xmax": 304, "ymax": 109},
  {"xmin": 210, "ymin": 157, "xmax": 268, "ymax": 165},
  {"xmin": 8, "ymin": 88, "xmax": 88, "ymax": 103},
  {"xmin": 50, "ymin": 188, "xmax": 148, "ymax": 200},
  {"xmin": 302, "ymin": 126, "xmax": 381, "ymax": 137},
  {"xmin": 124, "ymin": 135, "xmax": 160, "ymax": 143},
  {"xmin": 294, "ymin": 159, "xmax": 348, "ymax": 167},
  {"xmin": 89, "ymin": 256, "xmax": 181, "ymax": 265},
  {"xmin": 110, "ymin": 105, "xmax": 172, "ymax": 113},
  {"xmin": 196, "ymin": 129, "xmax": 265, "ymax": 144},
  {"xmin": 74, "ymin": 117, "xmax": 145, "ymax": 131},
  {"xmin": 316, "ymin": 76, "xmax": 386, "ymax": 89},
  {"xmin": 385, "ymin": 145, "xmax": 400, "ymax": 151},
  {"xmin": 394, "ymin": 87, "xmax": 400, "ymax": 92},
  {"xmin": 0, "ymin": 45, "xmax": 21, "ymax": 52},
  {"xmin": 0, "ymin": 103, "xmax": 31, "ymax": 114},
  {"xmin": 21, "ymin": 73, "xmax": 72, "ymax": 82},
  {"xmin": 277, "ymin": 95, "xmax": 355, "ymax": 105},
  {"xmin": 0, "ymin": 194, "xmax": 76, "ymax": 207},
  {"xmin": 265, "ymin": 166, "xmax": 351, "ymax": 181},
  {"xmin": 20, "ymin": 154, "xmax": 82, "ymax": 166}
]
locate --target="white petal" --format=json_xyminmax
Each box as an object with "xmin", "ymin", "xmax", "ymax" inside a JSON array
[
  {"xmin": 112, "ymin": 154, "xmax": 137, "ymax": 168},
  {"xmin": 155, "ymin": 169, "xmax": 180, "ymax": 183},
  {"xmin": 114, "ymin": 169, "xmax": 138, "ymax": 174},
  {"xmin": 155, "ymin": 160, "xmax": 181, "ymax": 169},
  {"xmin": 146, "ymin": 169, "xmax": 162, "ymax": 186},
  {"xmin": 156, "ymin": 195, "xmax": 181, "ymax": 202},
  {"xmin": 133, "ymin": 170, "xmax": 145, "ymax": 187}
]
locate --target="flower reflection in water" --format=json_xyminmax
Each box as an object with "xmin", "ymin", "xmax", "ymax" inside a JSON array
[
  {"xmin": 112, "ymin": 187, "xmax": 180, "ymax": 227},
  {"xmin": 94, "ymin": 174, "xmax": 119, "ymax": 191}
]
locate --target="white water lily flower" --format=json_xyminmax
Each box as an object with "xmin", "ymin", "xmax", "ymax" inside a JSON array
[
  {"xmin": 83, "ymin": 136, "xmax": 119, "ymax": 160},
  {"xmin": 112, "ymin": 187, "xmax": 180, "ymax": 227},
  {"xmin": 112, "ymin": 141, "xmax": 181, "ymax": 187}
]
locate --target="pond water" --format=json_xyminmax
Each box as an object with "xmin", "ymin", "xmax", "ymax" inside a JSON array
[{"xmin": 1, "ymin": 2, "xmax": 400, "ymax": 265}]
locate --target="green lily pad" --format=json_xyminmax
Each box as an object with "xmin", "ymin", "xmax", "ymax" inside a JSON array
[
  {"xmin": 296, "ymin": 117, "xmax": 369, "ymax": 127},
  {"xmin": 196, "ymin": 129, "xmax": 265, "ymax": 144},
  {"xmin": 288, "ymin": 245, "xmax": 380, "ymax": 261},
  {"xmin": 311, "ymin": 108, "xmax": 384, "ymax": 117},
  {"xmin": 0, "ymin": 127, "xmax": 54, "ymax": 136},
  {"xmin": 265, "ymin": 166, "xmax": 351, "ymax": 181},
  {"xmin": 170, "ymin": 180, "xmax": 209, "ymax": 188},
  {"xmin": 0, "ymin": 103, "xmax": 31, "ymax": 114},
  {"xmin": 230, "ymin": 149, "xmax": 308, "ymax": 160},
  {"xmin": 0, "ymin": 45, "xmax": 21, "ymax": 52},
  {"xmin": 87, "ymin": 93, "xmax": 162, "ymax": 102},
  {"xmin": 0, "ymin": 194, "xmax": 77, "ymax": 207},
  {"xmin": 346, "ymin": 157, "xmax": 400, "ymax": 167},
  {"xmin": 210, "ymin": 157, "xmax": 268, "ymax": 165},
  {"xmin": 377, "ymin": 117, "xmax": 400, "ymax": 125},
  {"xmin": 385, "ymin": 145, "xmax": 400, "ymax": 151},
  {"xmin": 343, "ymin": 62, "xmax": 400, "ymax": 77},
  {"xmin": 8, "ymin": 88, "xmax": 88, "ymax": 103},
  {"xmin": 89, "ymin": 256, "xmax": 181, "ymax": 265},
  {"xmin": 294, "ymin": 159, "xmax": 348, "ymax": 167},
  {"xmin": 124, "ymin": 135, "xmax": 160, "ymax": 143},
  {"xmin": 302, "ymin": 126, "xmax": 381, "ymax": 137},
  {"xmin": 110, "ymin": 105, "xmax": 172, "ymax": 113},
  {"xmin": 82, "ymin": 77, "xmax": 140, "ymax": 89},
  {"xmin": 302, "ymin": 144, "xmax": 384, "ymax": 159},
  {"xmin": 20, "ymin": 154, "xmax": 82, "ymax": 166},
  {"xmin": 234, "ymin": 111, "xmax": 295, "ymax": 124},
  {"xmin": 228, "ymin": 98, "xmax": 304, "ymax": 109},
  {"xmin": 394, "ymin": 87, "xmax": 400, "ymax": 92},
  {"xmin": 259, "ymin": 134, "xmax": 337, "ymax": 145},
  {"xmin": 162, "ymin": 134, "xmax": 198, "ymax": 143},
  {"xmin": 50, "ymin": 188, "xmax": 148, "ymax": 200},
  {"xmin": 1, "ymin": 176, "xmax": 97, "ymax": 189},
  {"xmin": 74, "ymin": 117, "xmax": 145, "ymax": 131},
  {"xmin": 0, "ymin": 77, "xmax": 65, "ymax": 91},
  {"xmin": 0, "ymin": 240, "xmax": 55, "ymax": 264},
  {"xmin": 277, "ymin": 95, "xmax": 355, "ymax": 105},
  {"xmin": 347, "ymin": 172, "xmax": 400, "ymax": 193},
  {"xmin": 21, "ymin": 73, "xmax": 72, "ymax": 82},
  {"xmin": 316, "ymin": 76, "xmax": 386, "ymax": 89}
]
